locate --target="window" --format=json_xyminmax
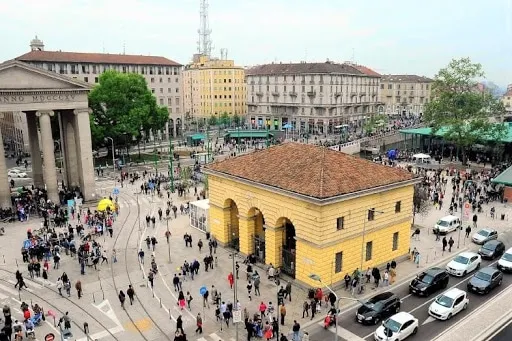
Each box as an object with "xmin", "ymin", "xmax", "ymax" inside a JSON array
[
  {"xmin": 175, "ymin": 97, "xmax": 180, "ymax": 106},
  {"xmin": 160, "ymin": 88, "xmax": 163, "ymax": 94},
  {"xmin": 336, "ymin": 217, "xmax": 344, "ymax": 230},
  {"xmin": 160, "ymin": 78, "xmax": 163, "ymax": 83},
  {"xmin": 159, "ymin": 98, "xmax": 164, "ymax": 105},
  {"xmin": 395, "ymin": 201, "xmax": 401, "ymax": 213},
  {"xmin": 380, "ymin": 84, "xmax": 384, "ymax": 89},
  {"xmin": 392, "ymin": 232, "xmax": 399, "ymax": 251},
  {"xmin": 168, "ymin": 98, "xmax": 172, "ymax": 106},
  {"xmin": 151, "ymin": 89, "xmax": 155, "ymax": 94},
  {"xmin": 388, "ymin": 84, "xmax": 392, "ymax": 89},
  {"xmin": 365, "ymin": 241, "xmax": 373, "ymax": 261},
  {"xmin": 94, "ymin": 77, "xmax": 98, "ymax": 83},
  {"xmin": 84, "ymin": 77, "xmax": 88, "ymax": 83},
  {"xmin": 151, "ymin": 78, "xmax": 155, "ymax": 83},
  {"xmin": 368, "ymin": 209, "xmax": 375, "ymax": 221},
  {"xmin": 335, "ymin": 252, "xmax": 343, "ymax": 273},
  {"xmin": 168, "ymin": 88, "xmax": 171, "ymax": 93}
]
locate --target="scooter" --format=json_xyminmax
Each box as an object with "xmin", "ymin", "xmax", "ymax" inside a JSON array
[{"xmin": 324, "ymin": 313, "xmax": 336, "ymax": 329}]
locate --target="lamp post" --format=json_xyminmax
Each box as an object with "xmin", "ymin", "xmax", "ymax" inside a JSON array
[
  {"xmin": 105, "ymin": 137, "xmax": 115, "ymax": 172},
  {"xmin": 166, "ymin": 217, "xmax": 171, "ymax": 263},
  {"xmin": 168, "ymin": 124, "xmax": 175, "ymax": 193},
  {"xmin": 360, "ymin": 209, "xmax": 385, "ymax": 279}
]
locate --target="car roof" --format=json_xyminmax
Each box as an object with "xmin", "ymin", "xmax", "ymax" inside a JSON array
[
  {"xmin": 479, "ymin": 228, "xmax": 496, "ymax": 233},
  {"xmin": 440, "ymin": 288, "xmax": 466, "ymax": 299},
  {"xmin": 483, "ymin": 240, "xmax": 502, "ymax": 247},
  {"xmin": 478, "ymin": 266, "xmax": 499, "ymax": 275},
  {"xmin": 505, "ymin": 247, "xmax": 512, "ymax": 254},
  {"xmin": 440, "ymin": 215, "xmax": 459, "ymax": 221},
  {"xmin": 368, "ymin": 292, "xmax": 395, "ymax": 302},
  {"xmin": 424, "ymin": 267, "xmax": 446, "ymax": 276},
  {"xmin": 389, "ymin": 312, "xmax": 414, "ymax": 323},
  {"xmin": 458, "ymin": 251, "xmax": 479, "ymax": 258}
]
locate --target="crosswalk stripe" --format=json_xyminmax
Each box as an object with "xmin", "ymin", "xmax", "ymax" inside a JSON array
[
  {"xmin": 0, "ymin": 292, "xmax": 8, "ymax": 300},
  {"xmin": 196, "ymin": 338, "xmax": 208, "ymax": 341},
  {"xmin": 209, "ymin": 333, "xmax": 223, "ymax": 341},
  {"xmin": 7, "ymin": 279, "xmax": 33, "ymax": 292},
  {"xmin": 0, "ymin": 283, "xmax": 20, "ymax": 296}
]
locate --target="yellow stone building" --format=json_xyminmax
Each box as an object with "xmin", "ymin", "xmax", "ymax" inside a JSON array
[
  {"xmin": 183, "ymin": 54, "xmax": 247, "ymax": 124},
  {"xmin": 204, "ymin": 143, "xmax": 418, "ymax": 287}
]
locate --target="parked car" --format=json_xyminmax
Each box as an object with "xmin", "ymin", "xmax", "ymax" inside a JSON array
[
  {"xmin": 428, "ymin": 288, "xmax": 469, "ymax": 320},
  {"xmin": 497, "ymin": 247, "xmax": 512, "ymax": 273},
  {"xmin": 409, "ymin": 267, "xmax": 449, "ymax": 296},
  {"xmin": 7, "ymin": 169, "xmax": 27, "ymax": 178},
  {"xmin": 446, "ymin": 252, "xmax": 481, "ymax": 277},
  {"xmin": 433, "ymin": 215, "xmax": 461, "ymax": 234},
  {"xmin": 356, "ymin": 292, "xmax": 401, "ymax": 325},
  {"xmin": 478, "ymin": 240, "xmax": 506, "ymax": 260},
  {"xmin": 467, "ymin": 267, "xmax": 503, "ymax": 294},
  {"xmin": 472, "ymin": 228, "xmax": 498, "ymax": 245},
  {"xmin": 373, "ymin": 312, "xmax": 418, "ymax": 341}
]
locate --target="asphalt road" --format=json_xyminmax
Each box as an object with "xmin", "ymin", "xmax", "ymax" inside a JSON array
[{"xmin": 306, "ymin": 229, "xmax": 512, "ymax": 341}]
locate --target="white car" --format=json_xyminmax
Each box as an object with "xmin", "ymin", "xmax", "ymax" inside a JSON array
[
  {"xmin": 497, "ymin": 247, "xmax": 512, "ymax": 273},
  {"xmin": 374, "ymin": 312, "xmax": 418, "ymax": 341},
  {"xmin": 472, "ymin": 228, "xmax": 498, "ymax": 245},
  {"xmin": 446, "ymin": 252, "xmax": 481, "ymax": 277},
  {"xmin": 7, "ymin": 169, "xmax": 27, "ymax": 178},
  {"xmin": 428, "ymin": 288, "xmax": 469, "ymax": 320}
]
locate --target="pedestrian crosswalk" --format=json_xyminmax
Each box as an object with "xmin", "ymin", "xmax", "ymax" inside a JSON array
[{"xmin": 196, "ymin": 333, "xmax": 236, "ymax": 341}]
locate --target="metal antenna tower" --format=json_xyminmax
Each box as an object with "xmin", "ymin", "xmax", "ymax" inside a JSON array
[{"xmin": 197, "ymin": 0, "xmax": 212, "ymax": 57}]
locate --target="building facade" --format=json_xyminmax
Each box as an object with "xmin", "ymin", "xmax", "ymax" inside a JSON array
[
  {"xmin": 503, "ymin": 84, "xmax": 512, "ymax": 113},
  {"xmin": 15, "ymin": 37, "xmax": 184, "ymax": 136},
  {"xmin": 205, "ymin": 143, "xmax": 417, "ymax": 287},
  {"xmin": 245, "ymin": 61, "xmax": 382, "ymax": 134},
  {"xmin": 182, "ymin": 54, "xmax": 247, "ymax": 126},
  {"xmin": 0, "ymin": 111, "xmax": 29, "ymax": 155},
  {"xmin": 379, "ymin": 75, "xmax": 433, "ymax": 116}
]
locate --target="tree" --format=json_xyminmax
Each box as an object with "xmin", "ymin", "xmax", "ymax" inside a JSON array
[
  {"xmin": 363, "ymin": 114, "xmax": 388, "ymax": 135},
  {"xmin": 424, "ymin": 58, "xmax": 507, "ymax": 164},
  {"xmin": 208, "ymin": 115, "xmax": 218, "ymax": 127},
  {"xmin": 412, "ymin": 184, "xmax": 429, "ymax": 225},
  {"xmin": 219, "ymin": 112, "xmax": 230, "ymax": 127},
  {"xmin": 88, "ymin": 70, "xmax": 169, "ymax": 149},
  {"xmin": 180, "ymin": 166, "xmax": 193, "ymax": 197},
  {"xmin": 232, "ymin": 113, "xmax": 241, "ymax": 127}
]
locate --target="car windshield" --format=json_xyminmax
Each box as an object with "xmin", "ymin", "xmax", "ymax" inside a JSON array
[
  {"xmin": 453, "ymin": 256, "xmax": 469, "ymax": 264},
  {"xmin": 478, "ymin": 230, "xmax": 490, "ymax": 237},
  {"xmin": 482, "ymin": 244, "xmax": 495, "ymax": 251},
  {"xmin": 383, "ymin": 318, "xmax": 402, "ymax": 333},
  {"xmin": 363, "ymin": 301, "xmax": 383, "ymax": 311},
  {"xmin": 435, "ymin": 295, "xmax": 454, "ymax": 308},
  {"xmin": 502, "ymin": 253, "xmax": 512, "ymax": 262},
  {"xmin": 417, "ymin": 273, "xmax": 434, "ymax": 284},
  {"xmin": 475, "ymin": 271, "xmax": 491, "ymax": 282},
  {"xmin": 437, "ymin": 220, "xmax": 449, "ymax": 227}
]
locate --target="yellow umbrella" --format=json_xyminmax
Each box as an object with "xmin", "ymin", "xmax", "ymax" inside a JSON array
[{"xmin": 97, "ymin": 198, "xmax": 115, "ymax": 212}]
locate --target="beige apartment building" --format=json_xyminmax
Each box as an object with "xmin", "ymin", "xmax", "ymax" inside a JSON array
[
  {"xmin": 379, "ymin": 75, "xmax": 433, "ymax": 116},
  {"xmin": 14, "ymin": 37, "xmax": 184, "ymax": 137},
  {"xmin": 183, "ymin": 54, "xmax": 246, "ymax": 126},
  {"xmin": 503, "ymin": 84, "xmax": 512, "ymax": 113},
  {"xmin": 245, "ymin": 61, "xmax": 382, "ymax": 134},
  {"xmin": 0, "ymin": 112, "xmax": 29, "ymax": 155}
]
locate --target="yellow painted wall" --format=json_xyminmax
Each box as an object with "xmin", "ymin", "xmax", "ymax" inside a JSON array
[{"xmin": 208, "ymin": 174, "xmax": 414, "ymax": 286}]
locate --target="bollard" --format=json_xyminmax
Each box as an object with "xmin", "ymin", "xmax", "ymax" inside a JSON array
[
  {"xmin": 92, "ymin": 292, "xmax": 95, "ymax": 303},
  {"xmin": 2, "ymin": 255, "xmax": 4, "ymax": 263},
  {"xmin": 53, "ymin": 316, "xmax": 56, "ymax": 327},
  {"xmin": 15, "ymin": 259, "xmax": 18, "ymax": 268},
  {"xmin": 426, "ymin": 254, "xmax": 429, "ymax": 264},
  {"xmin": 84, "ymin": 322, "xmax": 89, "ymax": 334},
  {"xmin": 160, "ymin": 298, "xmax": 162, "ymax": 308},
  {"xmin": 152, "ymin": 289, "xmax": 154, "ymax": 298}
]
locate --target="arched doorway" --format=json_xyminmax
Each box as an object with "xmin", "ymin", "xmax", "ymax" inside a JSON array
[
  {"xmin": 176, "ymin": 118, "xmax": 183, "ymax": 136},
  {"xmin": 249, "ymin": 207, "xmax": 265, "ymax": 263},
  {"xmin": 225, "ymin": 199, "xmax": 240, "ymax": 251},
  {"xmin": 277, "ymin": 217, "xmax": 296, "ymax": 278}
]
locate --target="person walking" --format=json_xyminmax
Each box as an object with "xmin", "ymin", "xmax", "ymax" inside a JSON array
[
  {"xmin": 442, "ymin": 236, "xmax": 448, "ymax": 252},
  {"xmin": 302, "ymin": 300, "xmax": 309, "ymax": 318},
  {"xmin": 448, "ymin": 237, "xmax": 455, "ymax": 252},
  {"xmin": 195, "ymin": 313, "xmax": 203, "ymax": 334},
  {"xmin": 292, "ymin": 320, "xmax": 301, "ymax": 341},
  {"xmin": 254, "ymin": 276, "xmax": 261, "ymax": 296},
  {"xmin": 186, "ymin": 291, "xmax": 193, "ymax": 310},
  {"xmin": 176, "ymin": 315, "xmax": 184, "ymax": 334},
  {"xmin": 228, "ymin": 272, "xmax": 234, "ymax": 289},
  {"xmin": 473, "ymin": 214, "xmax": 478, "ymax": 229},
  {"xmin": 127, "ymin": 285, "xmax": 135, "ymax": 305},
  {"xmin": 118, "ymin": 290, "xmax": 126, "ymax": 309},
  {"xmin": 75, "ymin": 280, "xmax": 82, "ymax": 299},
  {"xmin": 279, "ymin": 303, "xmax": 286, "ymax": 325},
  {"xmin": 202, "ymin": 289, "xmax": 209, "ymax": 309},
  {"xmin": 138, "ymin": 249, "xmax": 145, "ymax": 264},
  {"xmin": 465, "ymin": 225, "xmax": 472, "ymax": 238},
  {"xmin": 285, "ymin": 282, "xmax": 292, "ymax": 302}
]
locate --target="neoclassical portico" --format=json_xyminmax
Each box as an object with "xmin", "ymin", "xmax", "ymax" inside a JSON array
[{"xmin": 0, "ymin": 60, "xmax": 96, "ymax": 207}]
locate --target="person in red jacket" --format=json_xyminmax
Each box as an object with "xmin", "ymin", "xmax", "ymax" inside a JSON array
[{"xmin": 228, "ymin": 272, "xmax": 234, "ymax": 289}]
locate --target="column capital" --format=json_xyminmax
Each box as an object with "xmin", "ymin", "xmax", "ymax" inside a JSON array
[
  {"xmin": 36, "ymin": 110, "xmax": 54, "ymax": 117},
  {"xmin": 73, "ymin": 108, "xmax": 90, "ymax": 115}
]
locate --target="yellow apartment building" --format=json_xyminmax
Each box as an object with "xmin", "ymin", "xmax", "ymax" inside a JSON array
[
  {"xmin": 380, "ymin": 75, "xmax": 433, "ymax": 117},
  {"xmin": 204, "ymin": 143, "xmax": 418, "ymax": 287},
  {"xmin": 183, "ymin": 54, "xmax": 247, "ymax": 125}
]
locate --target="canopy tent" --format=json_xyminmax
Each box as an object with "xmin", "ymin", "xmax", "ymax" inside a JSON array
[
  {"xmin": 97, "ymin": 198, "xmax": 115, "ymax": 212},
  {"xmin": 400, "ymin": 123, "xmax": 512, "ymax": 143},
  {"xmin": 189, "ymin": 199, "xmax": 209, "ymax": 233},
  {"xmin": 224, "ymin": 130, "xmax": 274, "ymax": 139},
  {"xmin": 186, "ymin": 133, "xmax": 206, "ymax": 146},
  {"xmin": 412, "ymin": 153, "xmax": 431, "ymax": 163}
]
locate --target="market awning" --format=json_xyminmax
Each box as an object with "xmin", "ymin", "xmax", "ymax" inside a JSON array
[
  {"xmin": 189, "ymin": 133, "xmax": 206, "ymax": 141},
  {"xmin": 224, "ymin": 131, "xmax": 274, "ymax": 139},
  {"xmin": 492, "ymin": 166, "xmax": 512, "ymax": 186}
]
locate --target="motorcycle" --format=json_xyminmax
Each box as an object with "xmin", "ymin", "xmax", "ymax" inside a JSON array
[{"xmin": 324, "ymin": 313, "xmax": 336, "ymax": 329}]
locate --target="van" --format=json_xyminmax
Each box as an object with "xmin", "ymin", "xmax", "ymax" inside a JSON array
[{"xmin": 433, "ymin": 215, "xmax": 461, "ymax": 234}]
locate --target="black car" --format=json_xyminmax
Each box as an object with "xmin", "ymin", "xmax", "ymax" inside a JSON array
[
  {"xmin": 409, "ymin": 267, "xmax": 449, "ymax": 296},
  {"xmin": 356, "ymin": 292, "xmax": 400, "ymax": 325},
  {"xmin": 467, "ymin": 267, "xmax": 503, "ymax": 294},
  {"xmin": 478, "ymin": 240, "xmax": 506, "ymax": 260}
]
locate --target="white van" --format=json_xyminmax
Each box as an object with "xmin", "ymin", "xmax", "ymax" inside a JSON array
[{"xmin": 433, "ymin": 215, "xmax": 461, "ymax": 234}]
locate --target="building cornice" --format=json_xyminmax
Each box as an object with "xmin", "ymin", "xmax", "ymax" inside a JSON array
[
  {"xmin": 0, "ymin": 89, "xmax": 89, "ymax": 96},
  {"xmin": 205, "ymin": 169, "xmax": 420, "ymax": 206}
]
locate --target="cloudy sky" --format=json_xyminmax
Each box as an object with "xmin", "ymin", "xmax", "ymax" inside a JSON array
[{"xmin": 1, "ymin": 0, "xmax": 511, "ymax": 86}]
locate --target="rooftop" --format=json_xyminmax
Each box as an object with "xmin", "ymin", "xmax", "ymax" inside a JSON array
[
  {"xmin": 205, "ymin": 143, "xmax": 414, "ymax": 199},
  {"xmin": 492, "ymin": 166, "xmax": 512, "ymax": 186},
  {"xmin": 246, "ymin": 62, "xmax": 370, "ymax": 77},
  {"xmin": 15, "ymin": 50, "xmax": 182, "ymax": 66},
  {"xmin": 381, "ymin": 74, "xmax": 434, "ymax": 83}
]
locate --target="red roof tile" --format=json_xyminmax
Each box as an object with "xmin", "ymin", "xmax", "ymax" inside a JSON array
[
  {"xmin": 206, "ymin": 143, "xmax": 414, "ymax": 199},
  {"xmin": 16, "ymin": 50, "xmax": 182, "ymax": 66},
  {"xmin": 246, "ymin": 62, "xmax": 365, "ymax": 76},
  {"xmin": 351, "ymin": 64, "xmax": 381, "ymax": 77},
  {"xmin": 381, "ymin": 75, "xmax": 433, "ymax": 83}
]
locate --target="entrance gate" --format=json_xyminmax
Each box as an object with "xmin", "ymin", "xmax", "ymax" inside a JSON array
[
  {"xmin": 281, "ymin": 248, "xmax": 296, "ymax": 278},
  {"xmin": 254, "ymin": 235, "xmax": 265, "ymax": 263}
]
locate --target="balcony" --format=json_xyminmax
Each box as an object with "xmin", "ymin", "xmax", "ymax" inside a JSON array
[
  {"xmin": 309, "ymin": 80, "xmax": 315, "ymax": 85},
  {"xmin": 256, "ymin": 92, "xmax": 264, "ymax": 96},
  {"xmin": 359, "ymin": 92, "xmax": 366, "ymax": 96},
  {"xmin": 289, "ymin": 91, "xmax": 298, "ymax": 97},
  {"xmin": 334, "ymin": 92, "xmax": 342, "ymax": 97},
  {"xmin": 307, "ymin": 91, "xmax": 316, "ymax": 97},
  {"xmin": 350, "ymin": 91, "xmax": 357, "ymax": 96},
  {"xmin": 301, "ymin": 80, "xmax": 305, "ymax": 85},
  {"xmin": 272, "ymin": 91, "xmax": 280, "ymax": 96}
]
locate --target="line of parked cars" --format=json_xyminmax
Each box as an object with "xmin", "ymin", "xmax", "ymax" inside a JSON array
[{"xmin": 355, "ymin": 229, "xmax": 512, "ymax": 341}]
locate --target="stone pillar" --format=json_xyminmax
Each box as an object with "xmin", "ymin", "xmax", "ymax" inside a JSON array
[
  {"xmin": 73, "ymin": 108, "xmax": 96, "ymax": 201},
  {"xmin": 208, "ymin": 204, "xmax": 230, "ymax": 244},
  {"xmin": 264, "ymin": 225, "xmax": 284, "ymax": 267},
  {"xmin": 173, "ymin": 119, "xmax": 178, "ymax": 137},
  {"xmin": 165, "ymin": 121, "xmax": 170, "ymax": 143},
  {"xmin": 0, "ymin": 116, "xmax": 11, "ymax": 209},
  {"xmin": 25, "ymin": 112, "xmax": 44, "ymax": 187},
  {"xmin": 61, "ymin": 112, "xmax": 79, "ymax": 187},
  {"xmin": 37, "ymin": 110, "xmax": 59, "ymax": 203},
  {"xmin": 238, "ymin": 215, "xmax": 255, "ymax": 256}
]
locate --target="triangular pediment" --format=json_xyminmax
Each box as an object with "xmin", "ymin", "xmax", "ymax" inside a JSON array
[{"xmin": 0, "ymin": 60, "xmax": 92, "ymax": 91}]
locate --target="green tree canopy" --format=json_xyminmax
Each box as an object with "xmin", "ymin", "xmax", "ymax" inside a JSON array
[
  {"xmin": 232, "ymin": 113, "xmax": 241, "ymax": 127},
  {"xmin": 424, "ymin": 57, "xmax": 506, "ymax": 163},
  {"xmin": 363, "ymin": 114, "xmax": 388, "ymax": 134},
  {"xmin": 219, "ymin": 112, "xmax": 230, "ymax": 127},
  {"xmin": 88, "ymin": 70, "xmax": 169, "ymax": 149},
  {"xmin": 208, "ymin": 115, "xmax": 218, "ymax": 127}
]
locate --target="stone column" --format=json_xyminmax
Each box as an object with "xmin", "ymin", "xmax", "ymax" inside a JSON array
[
  {"xmin": 73, "ymin": 108, "xmax": 96, "ymax": 201},
  {"xmin": 25, "ymin": 112, "xmax": 44, "ymax": 187},
  {"xmin": 238, "ymin": 215, "xmax": 255, "ymax": 255},
  {"xmin": 0, "ymin": 115, "xmax": 11, "ymax": 209},
  {"xmin": 37, "ymin": 110, "xmax": 59, "ymax": 203},
  {"xmin": 61, "ymin": 113, "xmax": 79, "ymax": 187},
  {"xmin": 264, "ymin": 225, "xmax": 284, "ymax": 267}
]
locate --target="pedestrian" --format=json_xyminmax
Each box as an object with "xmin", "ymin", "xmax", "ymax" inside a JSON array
[
  {"xmin": 202, "ymin": 289, "xmax": 209, "ymax": 309},
  {"xmin": 365, "ymin": 268, "xmax": 372, "ymax": 283},
  {"xmin": 247, "ymin": 281, "xmax": 253, "ymax": 301},
  {"xmin": 56, "ymin": 277, "xmax": 63, "ymax": 296},
  {"xmin": 310, "ymin": 299, "xmax": 316, "ymax": 320},
  {"xmin": 391, "ymin": 259, "xmax": 397, "ymax": 269},
  {"xmin": 448, "ymin": 237, "xmax": 454, "ymax": 252},
  {"xmin": 198, "ymin": 239, "xmax": 203, "ymax": 252},
  {"xmin": 414, "ymin": 252, "xmax": 421, "ymax": 268},
  {"xmin": 254, "ymin": 276, "xmax": 261, "ymax": 296},
  {"xmin": 138, "ymin": 249, "xmax": 145, "ymax": 264},
  {"xmin": 64, "ymin": 279, "xmax": 71, "ymax": 297},
  {"xmin": 435, "ymin": 227, "xmax": 440, "ymax": 241},
  {"xmin": 280, "ymin": 303, "xmax": 286, "ymax": 325},
  {"xmin": 195, "ymin": 313, "xmax": 203, "ymax": 334},
  {"xmin": 344, "ymin": 273, "xmax": 351, "ymax": 290},
  {"xmin": 176, "ymin": 315, "xmax": 184, "ymax": 334},
  {"xmin": 119, "ymin": 290, "xmax": 126, "ymax": 309},
  {"xmin": 285, "ymin": 282, "xmax": 292, "ymax": 302},
  {"xmin": 302, "ymin": 300, "xmax": 309, "ymax": 318},
  {"xmin": 465, "ymin": 225, "xmax": 471, "ymax": 238},
  {"xmin": 442, "ymin": 237, "xmax": 448, "ymax": 252},
  {"xmin": 148, "ymin": 270, "xmax": 154, "ymax": 288},
  {"xmin": 383, "ymin": 271, "xmax": 389, "ymax": 286},
  {"xmin": 302, "ymin": 332, "xmax": 310, "ymax": 341},
  {"xmin": 75, "ymin": 280, "xmax": 82, "ymax": 299},
  {"xmin": 127, "ymin": 285, "xmax": 135, "ymax": 305},
  {"xmin": 178, "ymin": 291, "xmax": 186, "ymax": 310},
  {"xmin": 173, "ymin": 274, "xmax": 180, "ymax": 291},
  {"xmin": 186, "ymin": 291, "xmax": 193, "ymax": 310},
  {"xmin": 292, "ymin": 320, "xmax": 301, "ymax": 341},
  {"xmin": 228, "ymin": 272, "xmax": 234, "ymax": 289},
  {"xmin": 473, "ymin": 214, "xmax": 478, "ymax": 228}
]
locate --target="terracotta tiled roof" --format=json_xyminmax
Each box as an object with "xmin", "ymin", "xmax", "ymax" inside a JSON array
[
  {"xmin": 206, "ymin": 143, "xmax": 414, "ymax": 199},
  {"xmin": 16, "ymin": 50, "xmax": 182, "ymax": 66},
  {"xmin": 246, "ymin": 62, "xmax": 365, "ymax": 76},
  {"xmin": 381, "ymin": 74, "xmax": 433, "ymax": 83},
  {"xmin": 350, "ymin": 64, "xmax": 381, "ymax": 77}
]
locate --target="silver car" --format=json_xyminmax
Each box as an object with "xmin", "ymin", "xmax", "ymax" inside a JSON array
[{"xmin": 472, "ymin": 228, "xmax": 498, "ymax": 245}]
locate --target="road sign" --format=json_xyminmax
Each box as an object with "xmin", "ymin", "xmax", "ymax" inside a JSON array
[
  {"xmin": 199, "ymin": 286, "xmax": 207, "ymax": 296},
  {"xmin": 113, "ymin": 188, "xmax": 120, "ymax": 195},
  {"xmin": 45, "ymin": 333, "xmax": 55, "ymax": 341},
  {"xmin": 463, "ymin": 202, "xmax": 471, "ymax": 220},
  {"xmin": 233, "ymin": 310, "xmax": 242, "ymax": 323}
]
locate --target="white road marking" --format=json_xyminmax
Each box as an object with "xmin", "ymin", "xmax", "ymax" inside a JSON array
[
  {"xmin": 422, "ymin": 316, "xmax": 436, "ymax": 325},
  {"xmin": 75, "ymin": 325, "xmax": 123, "ymax": 341},
  {"xmin": 0, "ymin": 282, "xmax": 21, "ymax": 296}
]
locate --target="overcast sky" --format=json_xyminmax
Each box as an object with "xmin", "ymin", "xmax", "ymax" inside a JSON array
[{"xmin": 1, "ymin": 0, "xmax": 511, "ymax": 87}]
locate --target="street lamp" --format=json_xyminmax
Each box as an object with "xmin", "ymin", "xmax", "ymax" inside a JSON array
[
  {"xmin": 105, "ymin": 137, "xmax": 115, "ymax": 173},
  {"xmin": 360, "ymin": 209, "xmax": 385, "ymax": 277}
]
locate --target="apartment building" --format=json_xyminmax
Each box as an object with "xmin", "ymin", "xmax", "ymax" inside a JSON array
[
  {"xmin": 379, "ymin": 75, "xmax": 433, "ymax": 116},
  {"xmin": 15, "ymin": 37, "xmax": 184, "ymax": 136},
  {"xmin": 502, "ymin": 84, "xmax": 512, "ymax": 113},
  {"xmin": 0, "ymin": 112, "xmax": 29, "ymax": 155},
  {"xmin": 245, "ymin": 61, "xmax": 382, "ymax": 134},
  {"xmin": 182, "ymin": 54, "xmax": 246, "ymax": 125}
]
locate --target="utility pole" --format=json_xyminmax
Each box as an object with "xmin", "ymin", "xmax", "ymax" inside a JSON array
[{"xmin": 169, "ymin": 129, "xmax": 175, "ymax": 192}]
